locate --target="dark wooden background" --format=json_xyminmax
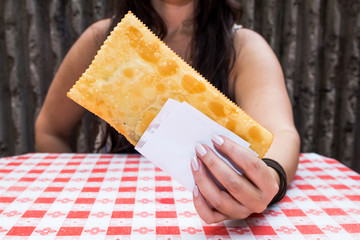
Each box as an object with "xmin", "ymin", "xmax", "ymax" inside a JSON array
[{"xmin": 1, "ymin": 0, "xmax": 359, "ymax": 172}]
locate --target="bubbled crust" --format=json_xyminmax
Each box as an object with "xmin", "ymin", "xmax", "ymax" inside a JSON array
[{"xmin": 67, "ymin": 12, "xmax": 273, "ymax": 158}]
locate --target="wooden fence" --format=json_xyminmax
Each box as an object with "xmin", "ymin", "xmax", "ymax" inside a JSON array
[{"xmin": 1, "ymin": 0, "xmax": 359, "ymax": 172}]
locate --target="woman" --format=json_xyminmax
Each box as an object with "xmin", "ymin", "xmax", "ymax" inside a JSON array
[{"xmin": 35, "ymin": 0, "xmax": 300, "ymax": 223}]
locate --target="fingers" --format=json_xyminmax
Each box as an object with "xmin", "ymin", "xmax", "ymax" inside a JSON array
[
  {"xmin": 192, "ymin": 185, "xmax": 228, "ymax": 224},
  {"xmin": 193, "ymin": 144, "xmax": 269, "ymax": 213},
  {"xmin": 191, "ymin": 156, "xmax": 253, "ymax": 220},
  {"xmin": 191, "ymin": 135, "xmax": 280, "ymax": 222},
  {"xmin": 211, "ymin": 135, "xmax": 278, "ymax": 195}
]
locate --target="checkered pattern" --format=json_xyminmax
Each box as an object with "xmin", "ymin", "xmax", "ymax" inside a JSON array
[{"xmin": 0, "ymin": 153, "xmax": 359, "ymax": 239}]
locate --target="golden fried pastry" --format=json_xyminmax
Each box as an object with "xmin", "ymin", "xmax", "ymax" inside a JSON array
[{"xmin": 67, "ymin": 12, "xmax": 273, "ymax": 158}]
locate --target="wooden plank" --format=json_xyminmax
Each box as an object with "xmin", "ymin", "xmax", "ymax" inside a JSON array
[
  {"xmin": 5, "ymin": 0, "xmax": 35, "ymax": 154},
  {"xmin": 295, "ymin": 0, "xmax": 322, "ymax": 153},
  {"xmin": 316, "ymin": 0, "xmax": 340, "ymax": 159},
  {"xmin": 280, "ymin": 0, "xmax": 300, "ymax": 106},
  {"xmin": 335, "ymin": 1, "xmax": 360, "ymax": 167},
  {"xmin": 0, "ymin": 0, "xmax": 15, "ymax": 156}
]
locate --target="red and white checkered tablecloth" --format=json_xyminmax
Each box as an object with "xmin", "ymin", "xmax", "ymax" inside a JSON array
[{"xmin": 0, "ymin": 153, "xmax": 359, "ymax": 239}]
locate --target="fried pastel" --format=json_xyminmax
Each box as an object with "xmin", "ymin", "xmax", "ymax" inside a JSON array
[{"xmin": 67, "ymin": 12, "xmax": 273, "ymax": 158}]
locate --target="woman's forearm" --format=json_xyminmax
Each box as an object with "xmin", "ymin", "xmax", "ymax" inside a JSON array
[{"xmin": 263, "ymin": 127, "xmax": 300, "ymax": 184}]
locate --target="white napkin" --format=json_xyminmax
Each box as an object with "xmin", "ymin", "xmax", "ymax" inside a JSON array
[{"xmin": 135, "ymin": 98, "xmax": 257, "ymax": 191}]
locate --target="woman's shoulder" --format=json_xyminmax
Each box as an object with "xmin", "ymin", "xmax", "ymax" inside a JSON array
[
  {"xmin": 83, "ymin": 18, "xmax": 112, "ymax": 47},
  {"xmin": 230, "ymin": 27, "xmax": 282, "ymax": 89},
  {"xmin": 233, "ymin": 28, "xmax": 277, "ymax": 69},
  {"xmin": 53, "ymin": 18, "xmax": 112, "ymax": 89},
  {"xmin": 233, "ymin": 28, "xmax": 270, "ymax": 54},
  {"xmin": 64, "ymin": 18, "xmax": 111, "ymax": 70}
]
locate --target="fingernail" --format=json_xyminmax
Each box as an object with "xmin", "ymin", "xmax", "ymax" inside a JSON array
[
  {"xmin": 211, "ymin": 135, "xmax": 224, "ymax": 146},
  {"xmin": 191, "ymin": 156, "xmax": 199, "ymax": 171},
  {"xmin": 195, "ymin": 144, "xmax": 207, "ymax": 157},
  {"xmin": 193, "ymin": 185, "xmax": 199, "ymax": 197}
]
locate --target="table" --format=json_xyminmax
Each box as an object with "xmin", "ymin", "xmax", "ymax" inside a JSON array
[{"xmin": 0, "ymin": 153, "xmax": 359, "ymax": 239}]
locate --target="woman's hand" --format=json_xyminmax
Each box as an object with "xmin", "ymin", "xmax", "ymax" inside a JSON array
[{"xmin": 191, "ymin": 135, "xmax": 279, "ymax": 224}]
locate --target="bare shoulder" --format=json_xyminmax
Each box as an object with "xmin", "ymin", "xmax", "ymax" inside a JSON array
[
  {"xmin": 233, "ymin": 28, "xmax": 275, "ymax": 61},
  {"xmin": 234, "ymin": 28, "xmax": 265, "ymax": 43},
  {"xmin": 232, "ymin": 28, "xmax": 282, "ymax": 81},
  {"xmin": 83, "ymin": 18, "xmax": 112, "ymax": 47},
  {"xmin": 90, "ymin": 18, "xmax": 112, "ymax": 31},
  {"xmin": 64, "ymin": 18, "xmax": 111, "ymax": 73},
  {"xmin": 231, "ymin": 28, "xmax": 285, "ymax": 107}
]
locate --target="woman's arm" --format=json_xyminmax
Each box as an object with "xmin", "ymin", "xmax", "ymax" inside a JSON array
[
  {"xmin": 191, "ymin": 28, "xmax": 300, "ymax": 223},
  {"xmin": 233, "ymin": 29, "xmax": 300, "ymax": 183},
  {"xmin": 35, "ymin": 19, "xmax": 111, "ymax": 152}
]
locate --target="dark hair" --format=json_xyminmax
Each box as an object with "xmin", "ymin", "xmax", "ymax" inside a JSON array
[{"xmin": 100, "ymin": 0, "xmax": 243, "ymax": 153}]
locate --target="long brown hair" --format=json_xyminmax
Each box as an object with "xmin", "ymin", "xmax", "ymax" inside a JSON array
[{"xmin": 100, "ymin": 0, "xmax": 243, "ymax": 153}]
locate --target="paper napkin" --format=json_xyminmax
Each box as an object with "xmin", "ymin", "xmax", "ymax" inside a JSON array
[{"xmin": 135, "ymin": 98, "xmax": 257, "ymax": 191}]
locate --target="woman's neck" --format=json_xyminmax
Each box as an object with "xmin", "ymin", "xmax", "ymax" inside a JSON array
[{"xmin": 151, "ymin": 0, "xmax": 194, "ymax": 35}]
